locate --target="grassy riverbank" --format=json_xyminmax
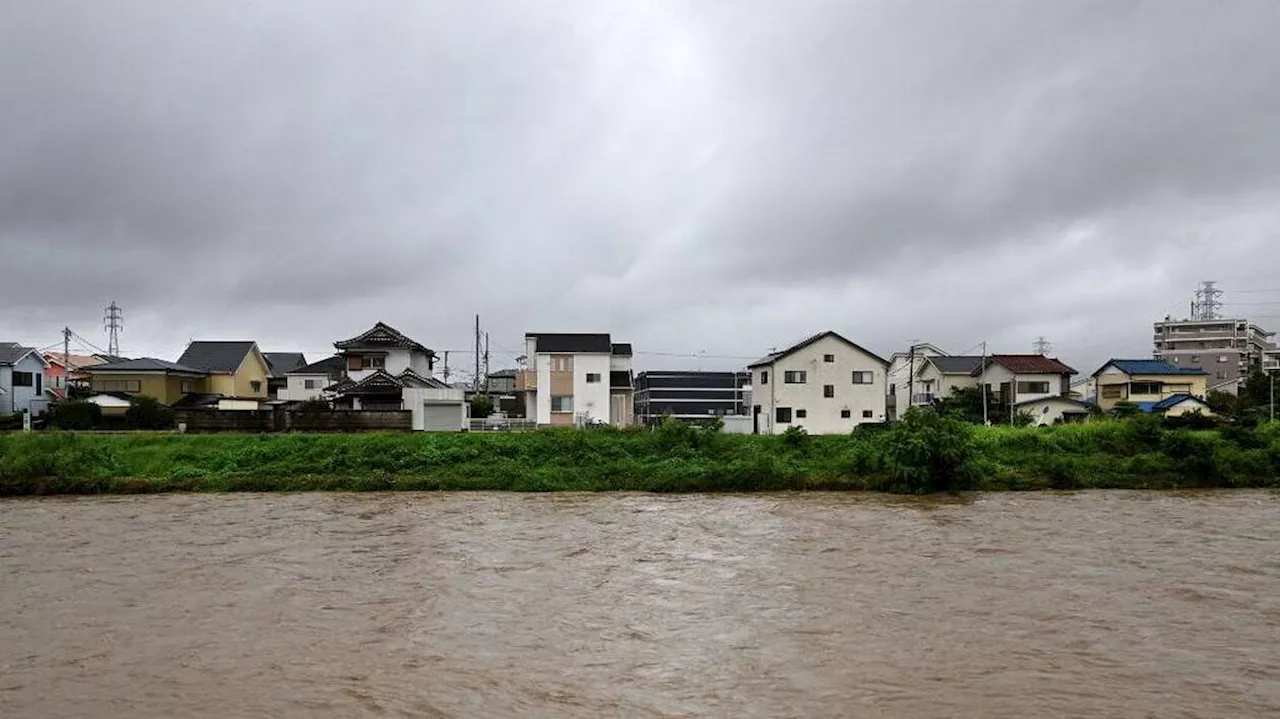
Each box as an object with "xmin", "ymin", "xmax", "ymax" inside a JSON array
[{"xmin": 2, "ymin": 416, "xmax": 1280, "ymax": 495}]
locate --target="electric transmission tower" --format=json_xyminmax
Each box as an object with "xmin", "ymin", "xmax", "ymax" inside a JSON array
[
  {"xmin": 103, "ymin": 301, "xmax": 124, "ymax": 357},
  {"xmin": 1032, "ymin": 336, "xmax": 1053, "ymax": 355},
  {"xmin": 1192, "ymin": 280, "xmax": 1223, "ymax": 321}
]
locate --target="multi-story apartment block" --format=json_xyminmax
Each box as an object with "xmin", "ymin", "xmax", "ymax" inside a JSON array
[
  {"xmin": 519, "ymin": 333, "xmax": 633, "ymax": 426},
  {"xmin": 634, "ymin": 370, "xmax": 751, "ymax": 424},
  {"xmin": 1153, "ymin": 316, "xmax": 1275, "ymax": 394}
]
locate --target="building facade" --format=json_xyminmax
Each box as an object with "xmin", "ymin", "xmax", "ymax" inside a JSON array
[
  {"xmin": 634, "ymin": 370, "xmax": 751, "ymax": 424},
  {"xmin": 748, "ymin": 331, "xmax": 888, "ymax": 435},
  {"xmin": 1092, "ymin": 359, "xmax": 1209, "ymax": 413},
  {"xmin": 1153, "ymin": 317, "xmax": 1275, "ymax": 394},
  {"xmin": 885, "ymin": 343, "xmax": 947, "ymax": 421},
  {"xmin": 0, "ymin": 343, "xmax": 51, "ymax": 415},
  {"xmin": 519, "ymin": 333, "xmax": 633, "ymax": 426}
]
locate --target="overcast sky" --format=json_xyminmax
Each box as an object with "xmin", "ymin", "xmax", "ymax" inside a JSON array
[{"xmin": 3, "ymin": 0, "xmax": 1280, "ymax": 379}]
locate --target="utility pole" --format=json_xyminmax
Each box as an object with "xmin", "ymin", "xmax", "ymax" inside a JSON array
[
  {"xmin": 1033, "ymin": 336, "xmax": 1052, "ymax": 355},
  {"xmin": 103, "ymin": 301, "xmax": 123, "ymax": 357},
  {"xmin": 907, "ymin": 341, "xmax": 917, "ymax": 408},
  {"xmin": 483, "ymin": 332, "xmax": 490, "ymax": 393},
  {"xmin": 442, "ymin": 351, "xmax": 451, "ymax": 383},
  {"xmin": 474, "ymin": 315, "xmax": 481, "ymax": 392},
  {"xmin": 1270, "ymin": 368, "xmax": 1275, "ymax": 423},
  {"xmin": 981, "ymin": 340, "xmax": 989, "ymax": 426},
  {"xmin": 63, "ymin": 327, "xmax": 72, "ymax": 398}
]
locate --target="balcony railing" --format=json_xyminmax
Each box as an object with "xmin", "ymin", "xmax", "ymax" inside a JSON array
[{"xmin": 912, "ymin": 393, "xmax": 936, "ymax": 404}]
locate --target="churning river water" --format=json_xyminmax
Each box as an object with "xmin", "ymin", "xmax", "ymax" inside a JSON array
[{"xmin": 2, "ymin": 491, "xmax": 1280, "ymax": 718}]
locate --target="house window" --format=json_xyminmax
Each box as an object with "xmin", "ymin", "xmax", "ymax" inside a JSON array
[
  {"xmin": 586, "ymin": 373, "xmax": 601, "ymax": 383},
  {"xmin": 1216, "ymin": 370, "xmax": 1228, "ymax": 380},
  {"xmin": 304, "ymin": 379, "xmax": 320, "ymax": 389},
  {"xmin": 551, "ymin": 395, "xmax": 574, "ymax": 412},
  {"xmin": 862, "ymin": 410, "xmax": 873, "ymax": 418},
  {"xmin": 823, "ymin": 354, "xmax": 835, "ymax": 363},
  {"xmin": 840, "ymin": 409, "xmax": 851, "ymax": 418},
  {"xmin": 250, "ymin": 381, "xmax": 262, "ymax": 393},
  {"xmin": 851, "ymin": 371, "xmax": 873, "ymax": 384},
  {"xmin": 775, "ymin": 407, "xmax": 792, "ymax": 423},
  {"xmin": 361, "ymin": 355, "xmax": 385, "ymax": 370},
  {"xmin": 35, "ymin": 373, "xmax": 41, "ymax": 393},
  {"xmin": 795, "ymin": 409, "xmax": 807, "ymax": 418},
  {"xmin": 93, "ymin": 379, "xmax": 141, "ymax": 393},
  {"xmin": 823, "ymin": 384, "xmax": 835, "ymax": 398},
  {"xmin": 784, "ymin": 370, "xmax": 806, "ymax": 384},
  {"xmin": 1016, "ymin": 381, "xmax": 1050, "ymax": 395},
  {"xmin": 1101, "ymin": 385, "xmax": 1124, "ymax": 399},
  {"xmin": 760, "ymin": 370, "xmax": 769, "ymax": 385},
  {"xmin": 180, "ymin": 380, "xmax": 196, "ymax": 393},
  {"xmin": 1129, "ymin": 382, "xmax": 1162, "ymax": 396},
  {"xmin": 551, "ymin": 356, "xmax": 573, "ymax": 372},
  {"xmin": 1218, "ymin": 356, "xmax": 1230, "ymax": 363},
  {"xmin": 12, "ymin": 371, "xmax": 33, "ymax": 387}
]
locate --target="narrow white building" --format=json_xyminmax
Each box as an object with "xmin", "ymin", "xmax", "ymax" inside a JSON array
[
  {"xmin": 748, "ymin": 331, "xmax": 888, "ymax": 435},
  {"xmin": 519, "ymin": 333, "xmax": 633, "ymax": 426}
]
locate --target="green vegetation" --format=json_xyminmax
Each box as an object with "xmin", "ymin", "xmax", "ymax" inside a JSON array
[
  {"xmin": 3, "ymin": 411, "xmax": 1280, "ymax": 496},
  {"xmin": 47, "ymin": 401, "xmax": 103, "ymax": 430}
]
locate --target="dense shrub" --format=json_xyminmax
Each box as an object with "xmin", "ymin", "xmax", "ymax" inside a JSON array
[
  {"xmin": 882, "ymin": 408, "xmax": 977, "ymax": 493},
  {"xmin": 48, "ymin": 401, "xmax": 103, "ymax": 430},
  {"xmin": 125, "ymin": 395, "xmax": 175, "ymax": 430}
]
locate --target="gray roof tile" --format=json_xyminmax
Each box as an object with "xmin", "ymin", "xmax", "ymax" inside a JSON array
[{"xmin": 178, "ymin": 341, "xmax": 258, "ymax": 373}]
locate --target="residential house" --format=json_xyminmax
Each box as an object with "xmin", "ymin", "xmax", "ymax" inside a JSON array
[
  {"xmin": 486, "ymin": 369, "xmax": 518, "ymax": 394},
  {"xmin": 634, "ymin": 370, "xmax": 752, "ymax": 424},
  {"xmin": 42, "ymin": 351, "xmax": 106, "ymax": 400},
  {"xmin": 278, "ymin": 355, "xmax": 346, "ymax": 402},
  {"xmin": 886, "ymin": 343, "xmax": 947, "ymax": 420},
  {"xmin": 1013, "ymin": 395, "xmax": 1092, "ymax": 426},
  {"xmin": 84, "ymin": 358, "xmax": 208, "ymax": 406},
  {"xmin": 330, "ymin": 322, "xmax": 466, "ymax": 431},
  {"xmin": 748, "ymin": 331, "xmax": 888, "ymax": 435},
  {"xmin": 1092, "ymin": 359, "xmax": 1211, "ymax": 415},
  {"xmin": 518, "ymin": 333, "xmax": 634, "ymax": 426},
  {"xmin": 1, "ymin": 343, "xmax": 52, "ymax": 415},
  {"xmin": 263, "ymin": 352, "xmax": 308, "ymax": 399},
  {"xmin": 977, "ymin": 354, "xmax": 1077, "ymax": 410},
  {"xmin": 913, "ymin": 356, "xmax": 985, "ymax": 405},
  {"xmin": 176, "ymin": 341, "xmax": 273, "ymax": 408}
]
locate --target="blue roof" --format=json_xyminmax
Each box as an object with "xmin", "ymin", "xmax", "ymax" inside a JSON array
[
  {"xmin": 1132, "ymin": 401, "xmax": 1160, "ymax": 413},
  {"xmin": 1153, "ymin": 393, "xmax": 1205, "ymax": 411},
  {"xmin": 1096, "ymin": 359, "xmax": 1208, "ymax": 377}
]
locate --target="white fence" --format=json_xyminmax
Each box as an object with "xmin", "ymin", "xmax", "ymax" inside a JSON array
[{"xmin": 468, "ymin": 417, "xmax": 538, "ymax": 432}]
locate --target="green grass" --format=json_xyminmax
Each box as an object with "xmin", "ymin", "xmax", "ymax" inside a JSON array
[{"xmin": 2, "ymin": 419, "xmax": 1279, "ymax": 495}]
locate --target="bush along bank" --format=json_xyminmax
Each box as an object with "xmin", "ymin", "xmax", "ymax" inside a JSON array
[{"xmin": 2, "ymin": 411, "xmax": 1280, "ymax": 496}]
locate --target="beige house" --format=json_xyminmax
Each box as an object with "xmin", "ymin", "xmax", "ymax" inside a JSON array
[
  {"xmin": 1092, "ymin": 359, "xmax": 1210, "ymax": 414},
  {"xmin": 519, "ymin": 333, "xmax": 633, "ymax": 426},
  {"xmin": 85, "ymin": 358, "xmax": 208, "ymax": 405},
  {"xmin": 749, "ymin": 331, "xmax": 888, "ymax": 435}
]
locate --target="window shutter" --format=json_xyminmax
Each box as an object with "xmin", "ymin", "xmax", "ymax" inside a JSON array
[{"xmin": 347, "ymin": 355, "xmax": 362, "ymax": 371}]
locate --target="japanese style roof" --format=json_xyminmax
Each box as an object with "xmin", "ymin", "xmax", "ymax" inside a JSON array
[
  {"xmin": 611, "ymin": 343, "xmax": 633, "ymax": 357},
  {"xmin": 88, "ymin": 357, "xmax": 208, "ymax": 374},
  {"xmin": 397, "ymin": 368, "xmax": 450, "ymax": 389},
  {"xmin": 748, "ymin": 331, "xmax": 889, "ymax": 368},
  {"xmin": 1093, "ymin": 359, "xmax": 1209, "ymax": 377},
  {"xmin": 979, "ymin": 354, "xmax": 1076, "ymax": 376},
  {"xmin": 337, "ymin": 370, "xmax": 407, "ymax": 395},
  {"xmin": 325, "ymin": 377, "xmax": 357, "ymax": 393},
  {"xmin": 171, "ymin": 393, "xmax": 224, "ymax": 408},
  {"xmin": 610, "ymin": 370, "xmax": 633, "ymax": 388},
  {"xmin": 263, "ymin": 352, "xmax": 307, "ymax": 378},
  {"xmin": 0, "ymin": 343, "xmax": 38, "ymax": 366},
  {"xmin": 292, "ymin": 355, "xmax": 346, "ymax": 376},
  {"xmin": 922, "ymin": 355, "xmax": 985, "ymax": 375},
  {"xmin": 525, "ymin": 333, "xmax": 614, "ymax": 353},
  {"xmin": 1153, "ymin": 393, "xmax": 1208, "ymax": 411},
  {"xmin": 334, "ymin": 322, "xmax": 434, "ymax": 357},
  {"xmin": 178, "ymin": 341, "xmax": 259, "ymax": 373}
]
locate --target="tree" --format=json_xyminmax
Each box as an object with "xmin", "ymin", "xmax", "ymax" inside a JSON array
[
  {"xmin": 470, "ymin": 394, "xmax": 495, "ymax": 419},
  {"xmin": 933, "ymin": 385, "xmax": 1008, "ymax": 425},
  {"xmin": 48, "ymin": 400, "xmax": 102, "ymax": 430},
  {"xmin": 882, "ymin": 407, "xmax": 977, "ymax": 493},
  {"xmin": 125, "ymin": 395, "xmax": 175, "ymax": 430}
]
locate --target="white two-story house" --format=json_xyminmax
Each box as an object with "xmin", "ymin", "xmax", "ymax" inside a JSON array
[
  {"xmin": 1, "ymin": 343, "xmax": 51, "ymax": 416},
  {"xmin": 519, "ymin": 333, "xmax": 633, "ymax": 426},
  {"xmin": 979, "ymin": 354, "xmax": 1077, "ymax": 409},
  {"xmin": 748, "ymin": 331, "xmax": 888, "ymax": 435}
]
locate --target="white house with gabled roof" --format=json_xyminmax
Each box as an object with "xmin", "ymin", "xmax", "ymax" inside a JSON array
[
  {"xmin": 0, "ymin": 343, "xmax": 51, "ymax": 416},
  {"xmin": 748, "ymin": 331, "xmax": 888, "ymax": 435}
]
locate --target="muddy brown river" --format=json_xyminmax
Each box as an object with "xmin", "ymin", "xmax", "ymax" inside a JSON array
[{"xmin": 2, "ymin": 491, "xmax": 1280, "ymax": 717}]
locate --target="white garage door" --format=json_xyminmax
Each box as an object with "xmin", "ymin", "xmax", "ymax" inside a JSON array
[{"xmin": 423, "ymin": 403, "xmax": 461, "ymax": 431}]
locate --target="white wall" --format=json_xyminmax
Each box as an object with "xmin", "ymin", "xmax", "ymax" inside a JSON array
[
  {"xmin": 982, "ymin": 366, "xmax": 1065, "ymax": 405},
  {"xmin": 535, "ymin": 353, "xmax": 551, "ymax": 424},
  {"xmin": 279, "ymin": 373, "xmax": 330, "ymax": 401},
  {"xmin": 609, "ymin": 355, "xmax": 630, "ymax": 371},
  {"xmin": 573, "ymin": 354, "xmax": 613, "ymax": 424},
  {"xmin": 405, "ymin": 387, "xmax": 468, "ymax": 431},
  {"xmin": 755, "ymin": 335, "xmax": 887, "ymax": 435},
  {"xmin": 348, "ymin": 348, "xmax": 417, "ymax": 382},
  {"xmin": 1017, "ymin": 397, "xmax": 1087, "ymax": 426},
  {"xmin": 1, "ymin": 354, "xmax": 49, "ymax": 415}
]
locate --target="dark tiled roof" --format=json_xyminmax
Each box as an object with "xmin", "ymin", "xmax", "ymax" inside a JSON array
[
  {"xmin": 526, "ymin": 333, "xmax": 613, "ymax": 353},
  {"xmin": 397, "ymin": 368, "xmax": 450, "ymax": 389},
  {"xmin": 487, "ymin": 369, "xmax": 518, "ymax": 378},
  {"xmin": 982, "ymin": 354, "xmax": 1076, "ymax": 376},
  {"xmin": 339, "ymin": 369, "xmax": 405, "ymax": 395},
  {"xmin": 611, "ymin": 343, "xmax": 633, "ymax": 357},
  {"xmin": 748, "ymin": 330, "xmax": 889, "ymax": 368},
  {"xmin": 171, "ymin": 393, "xmax": 223, "ymax": 408},
  {"xmin": 925, "ymin": 355, "xmax": 985, "ymax": 374},
  {"xmin": 92, "ymin": 354, "xmax": 130, "ymax": 364},
  {"xmin": 1153, "ymin": 393, "xmax": 1207, "ymax": 411},
  {"xmin": 292, "ymin": 355, "xmax": 347, "ymax": 376},
  {"xmin": 0, "ymin": 342, "xmax": 36, "ymax": 366},
  {"xmin": 178, "ymin": 341, "xmax": 258, "ymax": 373},
  {"xmin": 334, "ymin": 322, "xmax": 433, "ymax": 356},
  {"xmin": 88, "ymin": 358, "xmax": 208, "ymax": 374},
  {"xmin": 610, "ymin": 370, "xmax": 633, "ymax": 388},
  {"xmin": 263, "ymin": 352, "xmax": 307, "ymax": 378},
  {"xmin": 1096, "ymin": 359, "xmax": 1209, "ymax": 377}
]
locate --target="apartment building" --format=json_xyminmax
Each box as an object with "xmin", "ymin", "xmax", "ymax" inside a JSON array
[
  {"xmin": 519, "ymin": 333, "xmax": 633, "ymax": 426},
  {"xmin": 634, "ymin": 370, "xmax": 751, "ymax": 424},
  {"xmin": 1153, "ymin": 316, "xmax": 1275, "ymax": 394},
  {"xmin": 748, "ymin": 330, "xmax": 888, "ymax": 435}
]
